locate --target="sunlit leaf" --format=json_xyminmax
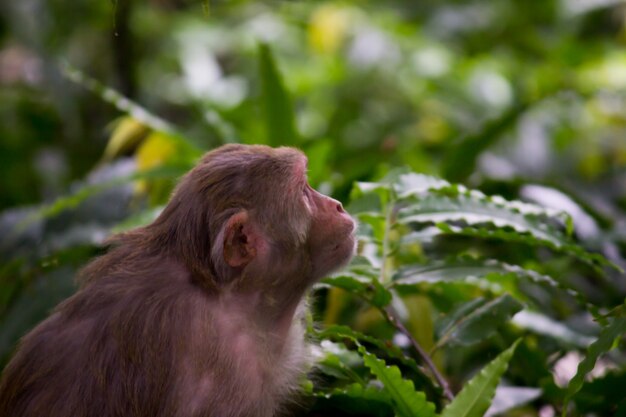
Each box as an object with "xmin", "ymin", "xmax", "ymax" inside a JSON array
[
  {"xmin": 103, "ymin": 116, "xmax": 150, "ymax": 161},
  {"xmin": 308, "ymin": 4, "xmax": 350, "ymax": 54},
  {"xmin": 512, "ymin": 311, "xmax": 594, "ymax": 348},
  {"xmin": 398, "ymin": 190, "xmax": 570, "ymax": 245}
]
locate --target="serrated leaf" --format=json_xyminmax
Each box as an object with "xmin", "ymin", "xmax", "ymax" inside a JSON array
[
  {"xmin": 258, "ymin": 43, "xmax": 298, "ymax": 146},
  {"xmin": 313, "ymin": 383, "xmax": 393, "ymax": 417},
  {"xmin": 392, "ymin": 257, "xmax": 592, "ymax": 313},
  {"xmin": 315, "ymin": 382, "xmax": 389, "ymax": 402},
  {"xmin": 563, "ymin": 312, "xmax": 626, "ymax": 411},
  {"xmin": 394, "ymin": 173, "xmax": 452, "ymax": 198},
  {"xmin": 434, "ymin": 295, "xmax": 523, "ymax": 350},
  {"xmin": 397, "ymin": 176, "xmax": 570, "ymax": 226},
  {"xmin": 321, "ymin": 273, "xmax": 392, "ymax": 308},
  {"xmin": 316, "ymin": 325, "xmax": 439, "ymax": 396},
  {"xmin": 358, "ymin": 346, "xmax": 437, "ymax": 417},
  {"xmin": 398, "ymin": 191, "xmax": 569, "ymax": 246},
  {"xmin": 315, "ymin": 340, "xmax": 365, "ymax": 382},
  {"xmin": 393, "ymin": 259, "xmax": 514, "ymax": 285},
  {"xmin": 436, "ymin": 223, "xmax": 616, "ymax": 272},
  {"xmin": 440, "ymin": 339, "xmax": 521, "ymax": 417},
  {"xmin": 350, "ymin": 168, "xmax": 410, "ymax": 207},
  {"xmin": 573, "ymin": 370, "xmax": 626, "ymax": 415}
]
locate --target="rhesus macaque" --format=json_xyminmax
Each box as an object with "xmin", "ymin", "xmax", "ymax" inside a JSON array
[{"xmin": 0, "ymin": 144, "xmax": 356, "ymax": 417}]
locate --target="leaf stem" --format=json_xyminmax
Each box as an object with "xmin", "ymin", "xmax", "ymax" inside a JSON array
[
  {"xmin": 379, "ymin": 196, "xmax": 395, "ymax": 284},
  {"xmin": 382, "ymin": 306, "xmax": 455, "ymax": 401}
]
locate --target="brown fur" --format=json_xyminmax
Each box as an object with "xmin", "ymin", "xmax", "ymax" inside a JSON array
[{"xmin": 0, "ymin": 144, "xmax": 355, "ymax": 417}]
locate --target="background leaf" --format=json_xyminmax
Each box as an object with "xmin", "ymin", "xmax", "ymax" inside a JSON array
[
  {"xmin": 434, "ymin": 295, "xmax": 523, "ymax": 350},
  {"xmin": 563, "ymin": 309, "xmax": 626, "ymax": 413},
  {"xmin": 258, "ymin": 43, "xmax": 299, "ymax": 146}
]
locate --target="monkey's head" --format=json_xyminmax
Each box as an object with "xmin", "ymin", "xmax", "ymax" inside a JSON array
[{"xmin": 148, "ymin": 144, "xmax": 356, "ymax": 290}]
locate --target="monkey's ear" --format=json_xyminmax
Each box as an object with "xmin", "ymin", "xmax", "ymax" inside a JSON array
[{"xmin": 223, "ymin": 211, "xmax": 261, "ymax": 268}]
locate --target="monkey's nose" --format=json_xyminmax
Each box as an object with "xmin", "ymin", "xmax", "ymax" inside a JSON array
[{"xmin": 336, "ymin": 202, "xmax": 345, "ymax": 213}]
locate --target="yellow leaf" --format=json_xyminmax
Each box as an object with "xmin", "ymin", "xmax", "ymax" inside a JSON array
[
  {"xmin": 308, "ymin": 4, "xmax": 350, "ymax": 55},
  {"xmin": 134, "ymin": 132, "xmax": 178, "ymax": 196},
  {"xmin": 135, "ymin": 132, "xmax": 177, "ymax": 171},
  {"xmin": 323, "ymin": 287, "xmax": 348, "ymax": 326},
  {"xmin": 103, "ymin": 117, "xmax": 150, "ymax": 161}
]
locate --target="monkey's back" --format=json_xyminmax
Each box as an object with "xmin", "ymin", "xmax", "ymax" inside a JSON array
[
  {"xmin": 0, "ymin": 269, "xmax": 188, "ymax": 417},
  {"xmin": 0, "ymin": 265, "xmax": 310, "ymax": 417}
]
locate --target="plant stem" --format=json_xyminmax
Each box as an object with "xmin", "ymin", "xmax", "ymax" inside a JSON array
[
  {"xmin": 378, "ymin": 197, "xmax": 394, "ymax": 285},
  {"xmin": 382, "ymin": 306, "xmax": 454, "ymax": 401}
]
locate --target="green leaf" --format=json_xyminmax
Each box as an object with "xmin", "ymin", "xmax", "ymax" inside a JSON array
[
  {"xmin": 313, "ymin": 383, "xmax": 393, "ymax": 417},
  {"xmin": 392, "ymin": 257, "xmax": 593, "ymax": 313},
  {"xmin": 573, "ymin": 370, "xmax": 626, "ymax": 415},
  {"xmin": 304, "ymin": 139, "xmax": 333, "ymax": 185},
  {"xmin": 314, "ymin": 382, "xmax": 389, "ymax": 401},
  {"xmin": 316, "ymin": 340, "xmax": 365, "ymax": 383},
  {"xmin": 441, "ymin": 102, "xmax": 528, "ymax": 182},
  {"xmin": 512, "ymin": 311, "xmax": 594, "ymax": 348},
  {"xmin": 440, "ymin": 339, "xmax": 521, "ymax": 417},
  {"xmin": 317, "ymin": 325, "xmax": 429, "ymax": 381},
  {"xmin": 398, "ymin": 189, "xmax": 570, "ymax": 245},
  {"xmin": 350, "ymin": 168, "xmax": 410, "ymax": 208},
  {"xmin": 397, "ymin": 175, "xmax": 570, "ymax": 227},
  {"xmin": 40, "ymin": 165, "xmax": 188, "ymax": 219},
  {"xmin": 434, "ymin": 295, "xmax": 523, "ymax": 350},
  {"xmin": 6, "ymin": 164, "xmax": 189, "ymax": 240},
  {"xmin": 111, "ymin": 207, "xmax": 164, "ymax": 233},
  {"xmin": 358, "ymin": 345, "xmax": 437, "ymax": 417},
  {"xmin": 393, "ymin": 173, "xmax": 452, "ymax": 198},
  {"xmin": 62, "ymin": 62, "xmax": 200, "ymax": 153},
  {"xmin": 316, "ymin": 325, "xmax": 440, "ymax": 399},
  {"xmin": 435, "ymin": 224, "xmax": 615, "ymax": 272},
  {"xmin": 321, "ymin": 273, "xmax": 392, "ymax": 308},
  {"xmin": 563, "ymin": 312, "xmax": 626, "ymax": 412},
  {"xmin": 356, "ymin": 212, "xmax": 387, "ymax": 243},
  {"xmin": 258, "ymin": 43, "xmax": 298, "ymax": 146}
]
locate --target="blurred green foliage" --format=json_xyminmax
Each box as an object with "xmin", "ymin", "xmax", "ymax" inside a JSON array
[{"xmin": 1, "ymin": 0, "xmax": 626, "ymax": 416}]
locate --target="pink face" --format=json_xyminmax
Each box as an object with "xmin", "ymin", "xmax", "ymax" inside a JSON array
[{"xmin": 299, "ymin": 161, "xmax": 356, "ymax": 280}]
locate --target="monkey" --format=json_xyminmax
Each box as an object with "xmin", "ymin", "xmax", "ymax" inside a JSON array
[{"xmin": 0, "ymin": 144, "xmax": 356, "ymax": 417}]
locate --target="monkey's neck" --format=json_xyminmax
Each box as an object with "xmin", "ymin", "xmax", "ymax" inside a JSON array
[{"xmin": 222, "ymin": 273, "xmax": 312, "ymax": 346}]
